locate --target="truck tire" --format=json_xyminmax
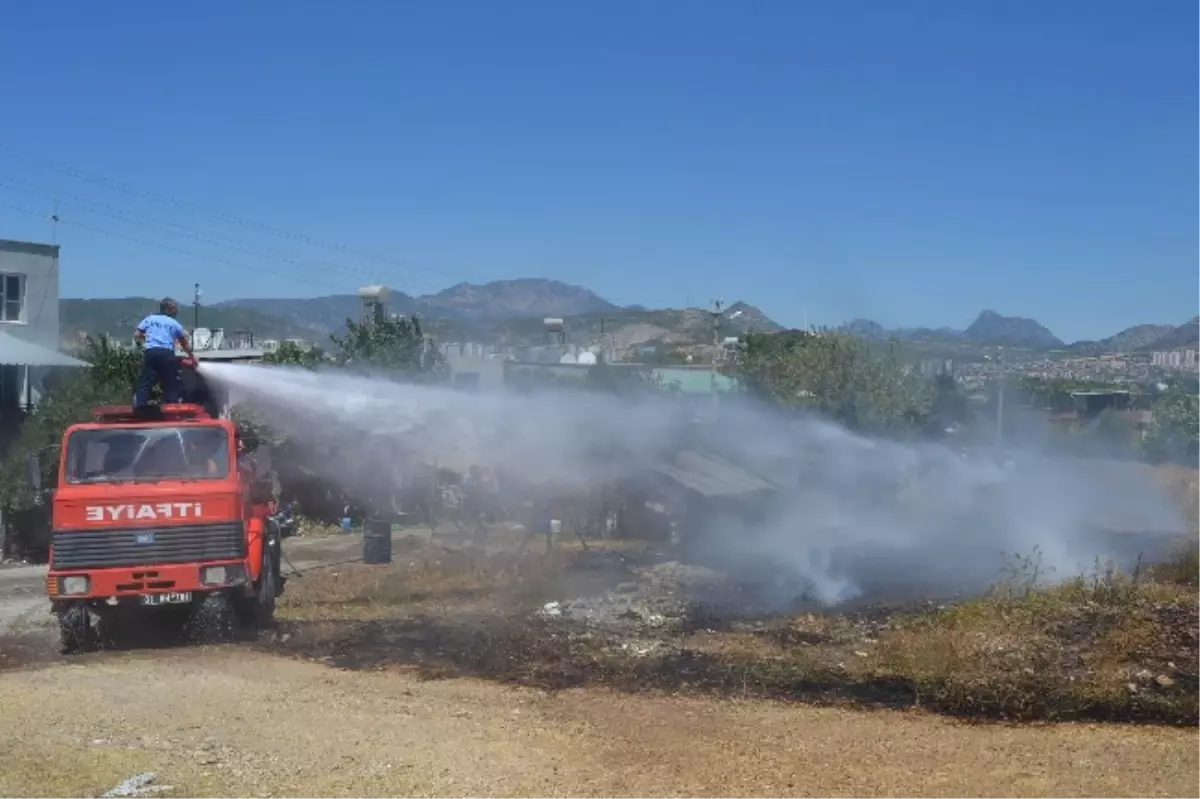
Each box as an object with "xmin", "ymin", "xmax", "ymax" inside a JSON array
[
  {"xmin": 58, "ymin": 604, "xmax": 94, "ymax": 655},
  {"xmin": 235, "ymin": 547, "xmax": 279, "ymax": 629},
  {"xmin": 187, "ymin": 593, "xmax": 234, "ymax": 643},
  {"xmin": 255, "ymin": 546, "xmax": 278, "ymax": 625}
]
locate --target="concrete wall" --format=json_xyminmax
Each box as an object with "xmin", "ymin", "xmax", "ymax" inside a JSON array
[
  {"xmin": 0, "ymin": 240, "xmax": 61, "ymax": 412},
  {"xmin": 0, "ymin": 239, "xmax": 60, "ymax": 349},
  {"xmin": 446, "ymin": 353, "xmax": 508, "ymax": 391}
]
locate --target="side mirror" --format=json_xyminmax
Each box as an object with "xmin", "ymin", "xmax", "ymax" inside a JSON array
[{"xmin": 26, "ymin": 454, "xmax": 41, "ymax": 492}]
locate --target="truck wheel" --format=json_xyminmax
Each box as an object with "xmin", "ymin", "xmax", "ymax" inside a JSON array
[
  {"xmin": 58, "ymin": 605, "xmax": 94, "ymax": 655},
  {"xmin": 255, "ymin": 547, "xmax": 278, "ymax": 625},
  {"xmin": 187, "ymin": 594, "xmax": 234, "ymax": 643}
]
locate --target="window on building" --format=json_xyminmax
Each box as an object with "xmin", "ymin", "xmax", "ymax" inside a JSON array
[{"xmin": 0, "ymin": 274, "xmax": 25, "ymax": 322}]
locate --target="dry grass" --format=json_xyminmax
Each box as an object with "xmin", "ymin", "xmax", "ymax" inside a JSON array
[
  {"xmin": 270, "ymin": 533, "xmax": 1199, "ymax": 726},
  {"xmin": 1154, "ymin": 464, "xmax": 1199, "ymax": 531},
  {"xmin": 0, "ymin": 739, "xmax": 176, "ymax": 799},
  {"xmin": 282, "ymin": 539, "xmax": 563, "ymax": 622},
  {"xmin": 293, "ymin": 517, "xmax": 345, "ymax": 538}
]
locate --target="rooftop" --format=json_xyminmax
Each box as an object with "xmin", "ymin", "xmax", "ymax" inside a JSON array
[{"xmin": 0, "ymin": 238, "xmax": 60, "ymax": 258}]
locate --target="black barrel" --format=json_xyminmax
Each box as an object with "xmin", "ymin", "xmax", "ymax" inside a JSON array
[{"xmin": 363, "ymin": 519, "xmax": 393, "ymax": 564}]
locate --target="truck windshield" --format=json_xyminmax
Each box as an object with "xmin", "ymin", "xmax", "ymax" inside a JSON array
[{"xmin": 64, "ymin": 426, "xmax": 232, "ymax": 484}]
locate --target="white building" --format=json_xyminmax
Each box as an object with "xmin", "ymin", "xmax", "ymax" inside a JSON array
[
  {"xmin": 0, "ymin": 238, "xmax": 60, "ymax": 349},
  {"xmin": 0, "ymin": 239, "xmax": 83, "ymax": 416},
  {"xmin": 1151, "ymin": 349, "xmax": 1198, "ymax": 371}
]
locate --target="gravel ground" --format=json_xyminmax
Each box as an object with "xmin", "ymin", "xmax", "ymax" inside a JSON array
[{"xmin": 0, "ymin": 647, "xmax": 1196, "ymax": 798}]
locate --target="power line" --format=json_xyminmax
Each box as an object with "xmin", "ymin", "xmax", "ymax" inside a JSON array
[
  {"xmin": 0, "ymin": 143, "xmax": 722, "ymax": 313},
  {"xmin": 0, "ymin": 177, "xmax": 691, "ymax": 311},
  {"xmin": 0, "ymin": 175, "xmax": 387, "ymax": 286},
  {"xmin": 0, "ymin": 200, "xmax": 353, "ymax": 294},
  {"xmin": 0, "ymin": 142, "xmax": 484, "ymax": 286}
]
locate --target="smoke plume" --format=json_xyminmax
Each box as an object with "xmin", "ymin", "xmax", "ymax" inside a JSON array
[{"xmin": 203, "ymin": 362, "xmax": 1184, "ymax": 606}]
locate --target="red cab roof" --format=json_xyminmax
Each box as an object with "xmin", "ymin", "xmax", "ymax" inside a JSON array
[{"xmin": 89, "ymin": 403, "xmax": 214, "ymax": 424}]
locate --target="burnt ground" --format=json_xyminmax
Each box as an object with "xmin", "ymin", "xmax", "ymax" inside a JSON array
[
  {"xmin": 256, "ymin": 529, "xmax": 1199, "ymax": 726},
  {"xmin": 3, "ymin": 527, "xmax": 1196, "ymax": 727}
]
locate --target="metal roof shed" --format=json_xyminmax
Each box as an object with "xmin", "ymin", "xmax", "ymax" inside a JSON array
[
  {"xmin": 653, "ymin": 449, "xmax": 777, "ymax": 498},
  {"xmin": 0, "ymin": 330, "xmax": 88, "ymax": 367}
]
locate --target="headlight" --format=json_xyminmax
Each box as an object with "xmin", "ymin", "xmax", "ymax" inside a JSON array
[
  {"xmin": 200, "ymin": 565, "xmax": 245, "ymax": 586},
  {"xmin": 61, "ymin": 576, "xmax": 90, "ymax": 595}
]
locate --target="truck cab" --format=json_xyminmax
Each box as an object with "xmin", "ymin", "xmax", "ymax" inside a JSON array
[{"xmin": 44, "ymin": 401, "xmax": 284, "ymax": 653}]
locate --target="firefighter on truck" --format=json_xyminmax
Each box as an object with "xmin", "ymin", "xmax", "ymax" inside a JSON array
[{"xmin": 133, "ymin": 297, "xmax": 198, "ymax": 409}]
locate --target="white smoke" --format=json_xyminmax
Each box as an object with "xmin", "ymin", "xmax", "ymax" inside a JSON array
[{"xmin": 203, "ymin": 362, "xmax": 1184, "ymax": 606}]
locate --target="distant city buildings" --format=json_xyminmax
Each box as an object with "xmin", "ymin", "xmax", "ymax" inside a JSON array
[
  {"xmin": 955, "ymin": 350, "xmax": 1165, "ymax": 385},
  {"xmin": 186, "ymin": 326, "xmax": 266, "ymax": 362},
  {"xmin": 1151, "ymin": 349, "xmax": 1198, "ymax": 371},
  {"xmin": 914, "ymin": 358, "xmax": 955, "ymax": 379}
]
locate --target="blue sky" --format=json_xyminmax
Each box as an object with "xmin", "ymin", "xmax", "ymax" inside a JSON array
[{"xmin": 0, "ymin": 0, "xmax": 1195, "ymax": 341}]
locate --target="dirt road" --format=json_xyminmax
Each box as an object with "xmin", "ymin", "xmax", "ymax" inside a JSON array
[
  {"xmin": 1, "ymin": 533, "xmax": 1196, "ymax": 798},
  {"xmin": 1, "ymin": 648, "xmax": 1196, "ymax": 798},
  {"xmin": 0, "ymin": 562, "xmax": 46, "ymax": 635}
]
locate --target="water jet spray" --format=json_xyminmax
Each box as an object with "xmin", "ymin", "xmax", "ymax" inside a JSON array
[{"xmin": 201, "ymin": 362, "xmax": 1185, "ymax": 607}]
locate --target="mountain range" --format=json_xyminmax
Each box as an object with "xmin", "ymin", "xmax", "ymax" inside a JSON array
[
  {"xmin": 840, "ymin": 310, "xmax": 1198, "ymax": 354},
  {"xmin": 205, "ymin": 279, "xmax": 622, "ymax": 334},
  {"xmin": 839, "ymin": 310, "xmax": 1062, "ymax": 349},
  {"xmin": 59, "ymin": 280, "xmax": 783, "ymax": 355},
  {"xmin": 58, "ymin": 278, "xmax": 1198, "ymax": 356}
]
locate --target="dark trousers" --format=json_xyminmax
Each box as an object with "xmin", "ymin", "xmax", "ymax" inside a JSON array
[{"xmin": 134, "ymin": 348, "xmax": 183, "ymax": 407}]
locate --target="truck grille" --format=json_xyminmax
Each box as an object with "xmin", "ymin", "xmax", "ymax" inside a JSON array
[{"xmin": 51, "ymin": 523, "xmax": 245, "ymax": 570}]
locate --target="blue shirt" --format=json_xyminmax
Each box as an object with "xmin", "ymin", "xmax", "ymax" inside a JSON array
[{"xmin": 137, "ymin": 314, "xmax": 186, "ymax": 350}]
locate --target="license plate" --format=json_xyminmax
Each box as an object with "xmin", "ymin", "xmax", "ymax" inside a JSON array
[{"xmin": 140, "ymin": 592, "xmax": 192, "ymax": 606}]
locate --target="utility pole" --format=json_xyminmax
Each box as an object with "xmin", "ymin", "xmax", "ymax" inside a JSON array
[
  {"xmin": 710, "ymin": 300, "xmax": 723, "ymax": 420},
  {"xmin": 995, "ymin": 346, "xmax": 1005, "ymax": 450},
  {"xmin": 193, "ymin": 283, "xmax": 201, "ymax": 334},
  {"xmin": 49, "ymin": 199, "xmax": 59, "ymax": 246}
]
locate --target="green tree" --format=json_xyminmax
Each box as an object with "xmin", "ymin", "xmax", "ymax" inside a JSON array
[
  {"xmin": 1144, "ymin": 384, "xmax": 1199, "ymax": 464},
  {"xmin": 1017, "ymin": 376, "xmax": 1073, "ymax": 410},
  {"xmin": 262, "ymin": 340, "xmax": 325, "ymax": 369},
  {"xmin": 927, "ymin": 373, "xmax": 974, "ymax": 434},
  {"xmin": 735, "ymin": 329, "xmax": 932, "ymax": 436},
  {"xmin": 79, "ymin": 335, "xmax": 142, "ymax": 393},
  {"xmin": 331, "ymin": 316, "xmax": 445, "ymax": 380}
]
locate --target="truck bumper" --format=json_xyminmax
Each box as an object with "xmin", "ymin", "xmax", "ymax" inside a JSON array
[{"xmin": 47, "ymin": 560, "xmax": 249, "ymax": 601}]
